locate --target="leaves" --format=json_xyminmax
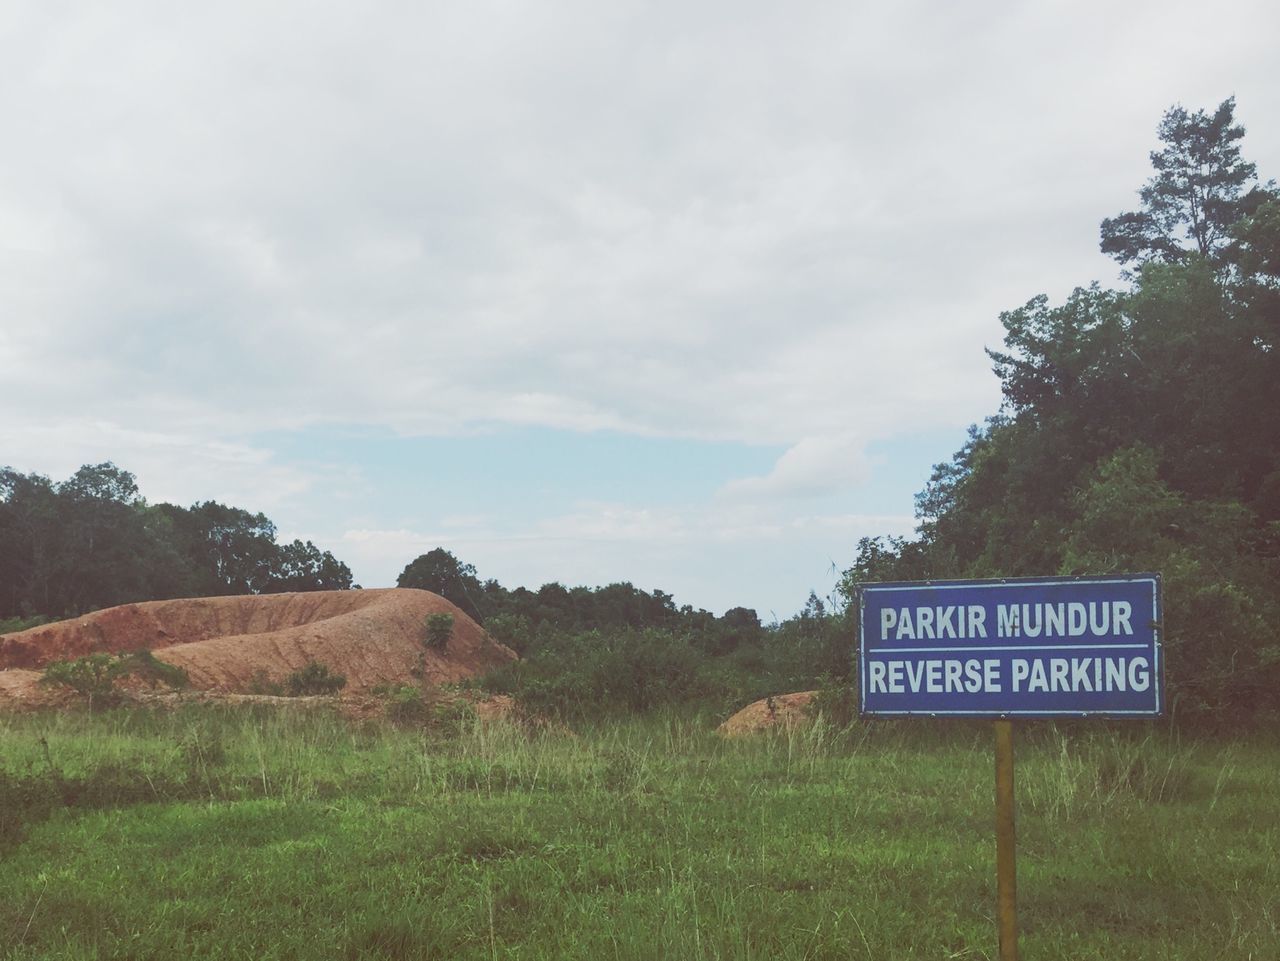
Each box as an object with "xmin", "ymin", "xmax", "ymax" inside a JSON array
[{"xmin": 1100, "ymin": 97, "xmax": 1275, "ymax": 268}]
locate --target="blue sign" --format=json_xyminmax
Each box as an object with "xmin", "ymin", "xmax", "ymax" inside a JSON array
[{"xmin": 858, "ymin": 574, "xmax": 1163, "ymax": 718}]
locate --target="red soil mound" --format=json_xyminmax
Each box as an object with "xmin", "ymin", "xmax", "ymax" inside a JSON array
[
  {"xmin": 0, "ymin": 589, "xmax": 515, "ymax": 697},
  {"xmin": 717, "ymin": 691, "xmax": 818, "ymax": 736}
]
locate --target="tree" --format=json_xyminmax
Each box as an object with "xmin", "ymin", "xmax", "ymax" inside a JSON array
[
  {"xmin": 1100, "ymin": 97, "xmax": 1274, "ymax": 268},
  {"xmin": 397, "ymin": 548, "xmax": 484, "ymax": 622},
  {"xmin": 843, "ymin": 99, "xmax": 1280, "ymax": 720},
  {"xmin": 264, "ymin": 539, "xmax": 354, "ymax": 593},
  {"xmin": 178, "ymin": 501, "xmax": 280, "ymax": 595}
]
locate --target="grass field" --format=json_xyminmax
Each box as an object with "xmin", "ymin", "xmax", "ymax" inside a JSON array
[{"xmin": 1, "ymin": 705, "xmax": 1276, "ymax": 960}]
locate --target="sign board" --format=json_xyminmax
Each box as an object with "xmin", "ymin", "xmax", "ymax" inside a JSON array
[{"xmin": 858, "ymin": 574, "xmax": 1162, "ymax": 718}]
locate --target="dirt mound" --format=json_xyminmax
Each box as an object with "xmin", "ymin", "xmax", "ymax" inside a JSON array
[
  {"xmin": 717, "ymin": 691, "xmax": 818, "ymax": 736},
  {"xmin": 0, "ymin": 589, "xmax": 515, "ymax": 700}
]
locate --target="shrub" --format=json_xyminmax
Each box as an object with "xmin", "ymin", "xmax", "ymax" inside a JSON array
[
  {"xmin": 120, "ymin": 650, "xmax": 190, "ymax": 690},
  {"xmin": 247, "ymin": 670, "xmax": 284, "ymax": 696},
  {"xmin": 480, "ymin": 627, "xmax": 731, "ymax": 720},
  {"xmin": 432, "ymin": 696, "xmax": 478, "ymax": 734},
  {"xmin": 0, "ymin": 614, "xmax": 51, "ymax": 635},
  {"xmin": 376, "ymin": 684, "xmax": 428, "ymax": 723},
  {"xmin": 424, "ymin": 613, "xmax": 455, "ymax": 651},
  {"xmin": 40, "ymin": 654, "xmax": 129, "ymax": 706},
  {"xmin": 284, "ymin": 661, "xmax": 347, "ymax": 696}
]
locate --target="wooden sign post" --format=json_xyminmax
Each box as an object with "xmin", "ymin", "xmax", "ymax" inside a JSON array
[{"xmin": 994, "ymin": 718, "xmax": 1018, "ymax": 961}]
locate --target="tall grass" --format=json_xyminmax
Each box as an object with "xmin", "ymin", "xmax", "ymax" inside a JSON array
[{"xmin": 0, "ymin": 706, "xmax": 1276, "ymax": 959}]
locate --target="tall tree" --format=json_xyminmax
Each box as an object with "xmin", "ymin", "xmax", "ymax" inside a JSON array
[
  {"xmin": 844, "ymin": 100, "xmax": 1280, "ymax": 720},
  {"xmin": 397, "ymin": 548, "xmax": 485, "ymax": 621},
  {"xmin": 1100, "ymin": 97, "xmax": 1274, "ymax": 268}
]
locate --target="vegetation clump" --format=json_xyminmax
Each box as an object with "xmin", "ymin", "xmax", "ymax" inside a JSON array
[
  {"xmin": 283, "ymin": 661, "xmax": 347, "ymax": 696},
  {"xmin": 374, "ymin": 682, "xmax": 428, "ymax": 722},
  {"xmin": 39, "ymin": 650, "xmax": 190, "ymax": 707},
  {"xmin": 424, "ymin": 612, "xmax": 455, "ymax": 651},
  {"xmin": 40, "ymin": 653, "xmax": 129, "ymax": 706}
]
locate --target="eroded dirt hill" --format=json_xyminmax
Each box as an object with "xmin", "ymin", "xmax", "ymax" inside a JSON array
[{"xmin": 0, "ymin": 588, "xmax": 515, "ymax": 697}]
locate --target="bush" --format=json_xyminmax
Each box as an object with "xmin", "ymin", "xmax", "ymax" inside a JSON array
[
  {"xmin": 247, "ymin": 670, "xmax": 284, "ymax": 696},
  {"xmin": 375, "ymin": 683, "xmax": 428, "ymax": 723},
  {"xmin": 480, "ymin": 627, "xmax": 732, "ymax": 720},
  {"xmin": 0, "ymin": 614, "xmax": 51, "ymax": 635},
  {"xmin": 39, "ymin": 651, "xmax": 190, "ymax": 705},
  {"xmin": 40, "ymin": 653, "xmax": 128, "ymax": 706},
  {"xmin": 424, "ymin": 612, "xmax": 455, "ymax": 651},
  {"xmin": 284, "ymin": 661, "xmax": 347, "ymax": 696},
  {"xmin": 120, "ymin": 650, "xmax": 190, "ymax": 690}
]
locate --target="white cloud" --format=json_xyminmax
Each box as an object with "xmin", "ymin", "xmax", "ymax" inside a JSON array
[
  {"xmin": 720, "ymin": 435, "xmax": 873, "ymax": 500},
  {"xmin": 5, "ymin": 0, "xmax": 1276, "ymax": 466},
  {"xmin": 0, "ymin": 417, "xmax": 323, "ymax": 513},
  {"xmin": 2, "ymin": 0, "xmax": 1278, "ymax": 610}
]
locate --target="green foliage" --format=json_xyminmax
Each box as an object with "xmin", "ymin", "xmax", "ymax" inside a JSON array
[
  {"xmin": 119, "ymin": 650, "xmax": 190, "ymax": 690},
  {"xmin": 0, "ymin": 463, "xmax": 354, "ymax": 621},
  {"xmin": 477, "ymin": 620, "xmax": 844, "ymax": 722},
  {"xmin": 842, "ymin": 99, "xmax": 1280, "ymax": 723},
  {"xmin": 483, "ymin": 612, "xmax": 536, "ymax": 654},
  {"xmin": 397, "ymin": 548, "xmax": 485, "ymax": 621},
  {"xmin": 808, "ymin": 674, "xmax": 858, "ymax": 727},
  {"xmin": 0, "ymin": 615, "xmax": 50, "ymax": 634},
  {"xmin": 431, "ymin": 696, "xmax": 478, "ymax": 734},
  {"xmin": 40, "ymin": 654, "xmax": 128, "ymax": 705},
  {"xmin": 374, "ymin": 683, "xmax": 428, "ymax": 723},
  {"xmin": 283, "ymin": 661, "xmax": 347, "ymax": 697},
  {"xmin": 424, "ymin": 612, "xmax": 455, "ymax": 651},
  {"xmin": 1100, "ymin": 97, "xmax": 1275, "ymax": 268},
  {"xmin": 247, "ymin": 670, "xmax": 285, "ymax": 696},
  {"xmin": 39, "ymin": 651, "xmax": 191, "ymax": 706}
]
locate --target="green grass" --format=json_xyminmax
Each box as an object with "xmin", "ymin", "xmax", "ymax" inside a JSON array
[{"xmin": 1, "ymin": 706, "xmax": 1276, "ymax": 959}]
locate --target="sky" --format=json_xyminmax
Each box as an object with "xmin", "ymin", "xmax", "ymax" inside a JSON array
[{"xmin": 2, "ymin": 1, "xmax": 1279, "ymax": 618}]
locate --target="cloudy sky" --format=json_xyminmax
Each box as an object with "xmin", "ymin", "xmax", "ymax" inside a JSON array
[{"xmin": 3, "ymin": 1, "xmax": 1278, "ymax": 617}]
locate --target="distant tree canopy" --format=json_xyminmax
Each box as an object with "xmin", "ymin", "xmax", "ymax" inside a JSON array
[
  {"xmin": 846, "ymin": 100, "xmax": 1280, "ymax": 722},
  {"xmin": 393, "ymin": 548, "xmax": 845, "ymax": 712},
  {"xmin": 0, "ymin": 463, "xmax": 353, "ymax": 619}
]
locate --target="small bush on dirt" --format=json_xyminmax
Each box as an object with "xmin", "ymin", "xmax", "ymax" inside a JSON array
[
  {"xmin": 247, "ymin": 670, "xmax": 284, "ymax": 696},
  {"xmin": 424, "ymin": 613, "xmax": 455, "ymax": 651},
  {"xmin": 284, "ymin": 661, "xmax": 347, "ymax": 696},
  {"xmin": 40, "ymin": 654, "xmax": 129, "ymax": 706},
  {"xmin": 39, "ymin": 651, "xmax": 190, "ymax": 706},
  {"xmin": 120, "ymin": 650, "xmax": 190, "ymax": 689}
]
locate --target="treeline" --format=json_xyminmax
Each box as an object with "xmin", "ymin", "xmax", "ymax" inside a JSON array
[
  {"xmin": 842, "ymin": 99, "xmax": 1280, "ymax": 723},
  {"xmin": 397, "ymin": 547, "xmax": 848, "ymax": 718},
  {"xmin": 0, "ymin": 463, "xmax": 352, "ymax": 623}
]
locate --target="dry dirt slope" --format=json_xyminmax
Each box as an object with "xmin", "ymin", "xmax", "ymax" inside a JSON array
[{"xmin": 0, "ymin": 588, "xmax": 516, "ymax": 699}]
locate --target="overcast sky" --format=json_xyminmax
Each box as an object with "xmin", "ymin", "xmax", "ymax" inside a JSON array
[{"xmin": 3, "ymin": 0, "xmax": 1278, "ymax": 616}]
